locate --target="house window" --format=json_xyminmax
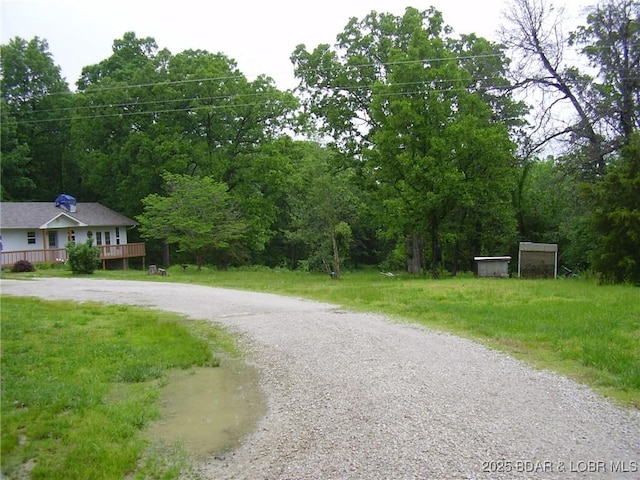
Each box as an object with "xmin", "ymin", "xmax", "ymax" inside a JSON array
[
  {"xmin": 67, "ymin": 229, "xmax": 75, "ymax": 243},
  {"xmin": 105, "ymin": 231, "xmax": 111, "ymax": 245},
  {"xmin": 48, "ymin": 231, "xmax": 58, "ymax": 248},
  {"xmin": 115, "ymin": 227, "xmax": 121, "ymax": 245},
  {"xmin": 96, "ymin": 232, "xmax": 102, "ymax": 246},
  {"xmin": 87, "ymin": 230, "xmax": 93, "ymax": 240},
  {"xmin": 27, "ymin": 231, "xmax": 36, "ymax": 244}
]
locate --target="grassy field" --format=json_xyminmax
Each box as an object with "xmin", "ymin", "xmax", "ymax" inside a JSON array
[
  {"xmin": 70, "ymin": 265, "xmax": 640, "ymax": 407},
  {"xmin": 0, "ymin": 296, "xmax": 237, "ymax": 480}
]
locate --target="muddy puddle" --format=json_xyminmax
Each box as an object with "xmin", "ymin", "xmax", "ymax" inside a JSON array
[{"xmin": 147, "ymin": 361, "xmax": 265, "ymax": 459}]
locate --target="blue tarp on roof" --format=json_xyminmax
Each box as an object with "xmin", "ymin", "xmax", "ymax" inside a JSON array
[{"xmin": 54, "ymin": 194, "xmax": 77, "ymax": 212}]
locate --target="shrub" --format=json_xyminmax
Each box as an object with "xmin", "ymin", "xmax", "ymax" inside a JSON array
[
  {"xmin": 66, "ymin": 239, "xmax": 101, "ymax": 274},
  {"xmin": 11, "ymin": 259, "xmax": 35, "ymax": 273}
]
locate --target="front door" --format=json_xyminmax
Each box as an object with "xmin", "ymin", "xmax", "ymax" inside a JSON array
[{"xmin": 48, "ymin": 231, "xmax": 58, "ymax": 248}]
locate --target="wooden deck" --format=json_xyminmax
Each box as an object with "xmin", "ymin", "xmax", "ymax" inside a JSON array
[{"xmin": 1, "ymin": 243, "xmax": 146, "ymax": 270}]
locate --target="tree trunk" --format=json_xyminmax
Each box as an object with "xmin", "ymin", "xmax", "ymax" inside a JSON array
[
  {"xmin": 472, "ymin": 219, "xmax": 482, "ymax": 276},
  {"xmin": 406, "ymin": 233, "xmax": 422, "ymax": 275},
  {"xmin": 162, "ymin": 241, "xmax": 170, "ymax": 268},
  {"xmin": 452, "ymin": 239, "xmax": 459, "ymax": 276},
  {"xmin": 431, "ymin": 223, "xmax": 440, "ymax": 279},
  {"xmin": 331, "ymin": 232, "xmax": 340, "ymax": 280}
]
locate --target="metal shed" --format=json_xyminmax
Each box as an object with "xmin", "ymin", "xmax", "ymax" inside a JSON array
[
  {"xmin": 474, "ymin": 256, "xmax": 511, "ymax": 278},
  {"xmin": 518, "ymin": 242, "xmax": 558, "ymax": 278}
]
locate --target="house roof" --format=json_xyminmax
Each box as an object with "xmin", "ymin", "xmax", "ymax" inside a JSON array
[{"xmin": 0, "ymin": 202, "xmax": 138, "ymax": 229}]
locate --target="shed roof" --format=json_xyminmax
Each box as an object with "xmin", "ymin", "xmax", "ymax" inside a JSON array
[
  {"xmin": 474, "ymin": 256, "xmax": 512, "ymax": 261},
  {"xmin": 518, "ymin": 242, "xmax": 558, "ymax": 252},
  {"xmin": 0, "ymin": 202, "xmax": 137, "ymax": 229}
]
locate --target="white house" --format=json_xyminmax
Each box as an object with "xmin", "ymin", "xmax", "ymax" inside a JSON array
[{"xmin": 0, "ymin": 199, "xmax": 146, "ymax": 269}]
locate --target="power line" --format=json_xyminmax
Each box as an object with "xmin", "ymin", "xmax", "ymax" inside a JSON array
[
  {"xmin": 38, "ymin": 52, "xmax": 506, "ymax": 97},
  {"xmin": 10, "ymin": 82, "xmax": 516, "ymax": 125},
  {"xmin": 15, "ymin": 71, "xmax": 638, "ymax": 124},
  {"xmin": 18, "ymin": 75, "xmax": 507, "ymax": 116}
]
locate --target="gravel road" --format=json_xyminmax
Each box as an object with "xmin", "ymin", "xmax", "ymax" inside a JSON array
[{"xmin": 2, "ymin": 277, "xmax": 639, "ymax": 479}]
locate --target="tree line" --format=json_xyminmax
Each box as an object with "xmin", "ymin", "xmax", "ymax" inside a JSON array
[{"xmin": 2, "ymin": 0, "xmax": 638, "ymax": 283}]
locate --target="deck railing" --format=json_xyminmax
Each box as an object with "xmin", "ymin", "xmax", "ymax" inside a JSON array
[{"xmin": 1, "ymin": 243, "xmax": 146, "ymax": 268}]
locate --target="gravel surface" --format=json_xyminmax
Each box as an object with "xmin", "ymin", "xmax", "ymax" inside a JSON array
[{"xmin": 2, "ymin": 277, "xmax": 639, "ymax": 479}]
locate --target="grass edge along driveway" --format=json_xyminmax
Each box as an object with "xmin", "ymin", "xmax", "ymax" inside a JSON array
[{"xmin": 1, "ymin": 295, "xmax": 237, "ymax": 480}]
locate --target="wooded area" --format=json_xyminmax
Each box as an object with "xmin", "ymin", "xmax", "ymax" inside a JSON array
[{"xmin": 2, "ymin": 0, "xmax": 638, "ymax": 283}]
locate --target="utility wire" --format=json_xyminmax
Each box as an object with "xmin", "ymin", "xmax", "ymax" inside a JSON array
[
  {"xmin": 10, "ymin": 83, "xmax": 517, "ymax": 125},
  {"xmin": 13, "ymin": 71, "xmax": 638, "ymax": 124},
  {"xmin": 19, "ymin": 75, "xmax": 512, "ymax": 116},
  {"xmin": 39, "ymin": 52, "xmax": 506, "ymax": 97}
]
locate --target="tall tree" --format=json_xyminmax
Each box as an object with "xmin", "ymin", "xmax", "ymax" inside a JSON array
[
  {"xmin": 501, "ymin": 0, "xmax": 639, "ymax": 177},
  {"xmin": 77, "ymin": 32, "xmax": 161, "ymax": 89},
  {"xmin": 161, "ymin": 49, "xmax": 298, "ymax": 254},
  {"xmin": 502, "ymin": 0, "xmax": 639, "ymax": 280},
  {"xmin": 72, "ymin": 33, "xmax": 171, "ymax": 214},
  {"xmin": 571, "ymin": 0, "xmax": 640, "ymax": 149},
  {"xmin": 1, "ymin": 36, "xmax": 74, "ymax": 200},
  {"xmin": 292, "ymin": 7, "xmax": 521, "ymax": 276},
  {"xmin": 72, "ymin": 33, "xmax": 298, "ymax": 260},
  {"xmin": 0, "ymin": 99, "xmax": 33, "ymax": 200},
  {"xmin": 588, "ymin": 133, "xmax": 640, "ymax": 283}
]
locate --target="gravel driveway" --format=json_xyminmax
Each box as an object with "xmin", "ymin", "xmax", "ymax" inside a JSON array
[{"xmin": 2, "ymin": 278, "xmax": 639, "ymax": 479}]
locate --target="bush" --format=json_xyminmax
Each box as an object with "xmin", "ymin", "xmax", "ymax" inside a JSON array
[
  {"xmin": 11, "ymin": 259, "xmax": 35, "ymax": 273},
  {"xmin": 66, "ymin": 240, "xmax": 101, "ymax": 274}
]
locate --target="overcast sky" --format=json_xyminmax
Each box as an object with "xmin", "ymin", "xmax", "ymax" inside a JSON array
[{"xmin": 2, "ymin": 0, "xmax": 588, "ymax": 91}]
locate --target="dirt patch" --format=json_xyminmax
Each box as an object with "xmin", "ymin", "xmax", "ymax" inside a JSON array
[{"xmin": 147, "ymin": 361, "xmax": 264, "ymax": 460}]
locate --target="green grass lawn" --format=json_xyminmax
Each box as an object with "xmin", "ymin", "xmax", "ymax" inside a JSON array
[{"xmin": 0, "ymin": 296, "xmax": 237, "ymax": 480}]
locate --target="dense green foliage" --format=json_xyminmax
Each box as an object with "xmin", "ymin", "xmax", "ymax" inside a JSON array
[
  {"xmin": 291, "ymin": 8, "xmax": 524, "ymax": 277},
  {"xmin": 0, "ymin": 37, "xmax": 74, "ymax": 201},
  {"xmin": 66, "ymin": 239, "xmax": 101, "ymax": 274},
  {"xmin": 137, "ymin": 173, "xmax": 247, "ymax": 269},
  {"xmin": 0, "ymin": 296, "xmax": 228, "ymax": 479},
  {"xmin": 589, "ymin": 134, "xmax": 640, "ymax": 283},
  {"xmin": 1, "ymin": 1, "xmax": 638, "ymax": 282}
]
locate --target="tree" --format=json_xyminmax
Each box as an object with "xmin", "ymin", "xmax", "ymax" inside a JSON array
[
  {"xmin": 77, "ymin": 32, "xmax": 160, "ymax": 89},
  {"xmin": 502, "ymin": 0, "xmax": 639, "ymax": 279},
  {"xmin": 72, "ymin": 33, "xmax": 298, "ymax": 256},
  {"xmin": 501, "ymin": 0, "xmax": 639, "ymax": 177},
  {"xmin": 0, "ymin": 99, "xmax": 34, "ymax": 200},
  {"xmin": 160, "ymin": 49, "xmax": 298, "ymax": 256},
  {"xmin": 1, "ymin": 36, "xmax": 75, "ymax": 200},
  {"xmin": 571, "ymin": 0, "xmax": 639, "ymax": 148},
  {"xmin": 512, "ymin": 157, "xmax": 593, "ymax": 270},
  {"xmin": 136, "ymin": 173, "xmax": 248, "ymax": 270},
  {"xmin": 72, "ymin": 33, "xmax": 174, "ymax": 214},
  {"xmin": 285, "ymin": 144, "xmax": 360, "ymax": 278},
  {"xmin": 589, "ymin": 133, "xmax": 640, "ymax": 284},
  {"xmin": 292, "ymin": 7, "xmax": 521, "ymax": 277}
]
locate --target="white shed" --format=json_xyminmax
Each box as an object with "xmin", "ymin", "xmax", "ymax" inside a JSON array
[{"xmin": 474, "ymin": 256, "xmax": 511, "ymax": 278}]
